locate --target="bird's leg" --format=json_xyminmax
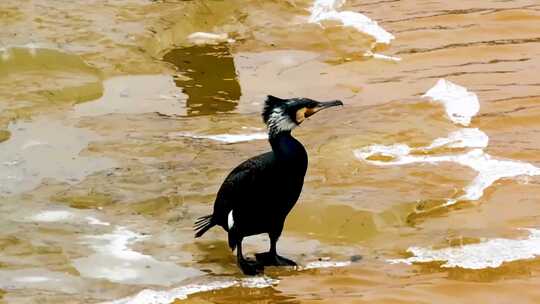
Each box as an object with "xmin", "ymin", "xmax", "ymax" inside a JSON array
[
  {"xmin": 236, "ymin": 237, "xmax": 264, "ymax": 275},
  {"xmin": 255, "ymin": 235, "xmax": 297, "ymax": 267}
]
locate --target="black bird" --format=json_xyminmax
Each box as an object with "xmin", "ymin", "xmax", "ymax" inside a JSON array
[{"xmin": 194, "ymin": 95, "xmax": 343, "ymax": 275}]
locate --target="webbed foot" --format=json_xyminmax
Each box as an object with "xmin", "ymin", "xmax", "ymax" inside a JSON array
[
  {"xmin": 255, "ymin": 252, "xmax": 297, "ymax": 266},
  {"xmin": 238, "ymin": 257, "xmax": 264, "ymax": 275}
]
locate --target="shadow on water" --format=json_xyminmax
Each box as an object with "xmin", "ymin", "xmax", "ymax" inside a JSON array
[
  {"xmin": 163, "ymin": 44, "xmax": 241, "ymax": 116},
  {"xmin": 190, "ymin": 240, "xmax": 239, "ymax": 275}
]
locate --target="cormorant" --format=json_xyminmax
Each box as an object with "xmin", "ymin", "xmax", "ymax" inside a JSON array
[{"xmin": 194, "ymin": 95, "xmax": 343, "ymax": 275}]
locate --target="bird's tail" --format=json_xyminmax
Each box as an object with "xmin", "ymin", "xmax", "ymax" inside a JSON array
[{"xmin": 194, "ymin": 214, "xmax": 215, "ymax": 238}]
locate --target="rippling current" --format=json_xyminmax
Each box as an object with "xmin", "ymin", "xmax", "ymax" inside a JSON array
[{"xmin": 1, "ymin": 0, "xmax": 540, "ymax": 303}]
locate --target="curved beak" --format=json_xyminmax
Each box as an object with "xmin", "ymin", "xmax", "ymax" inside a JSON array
[{"xmin": 305, "ymin": 100, "xmax": 343, "ymax": 118}]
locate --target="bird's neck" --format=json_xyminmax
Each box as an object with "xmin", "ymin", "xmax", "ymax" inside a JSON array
[{"xmin": 269, "ymin": 131, "xmax": 307, "ymax": 165}]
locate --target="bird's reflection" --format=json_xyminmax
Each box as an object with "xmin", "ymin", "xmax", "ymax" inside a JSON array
[{"xmin": 163, "ymin": 44, "xmax": 241, "ymax": 116}]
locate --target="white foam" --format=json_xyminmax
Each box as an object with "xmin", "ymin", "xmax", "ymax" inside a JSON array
[
  {"xmin": 103, "ymin": 259, "xmax": 350, "ymax": 304},
  {"xmin": 354, "ymin": 143, "xmax": 411, "ymax": 161},
  {"xmin": 30, "ymin": 210, "xmax": 111, "ymax": 226},
  {"xmin": 239, "ymin": 276, "xmax": 280, "ymax": 288},
  {"xmin": 455, "ymin": 150, "xmax": 540, "ymax": 200},
  {"xmin": 423, "ymin": 79, "xmax": 480, "ymax": 126},
  {"xmin": 171, "ymin": 132, "xmax": 268, "ymax": 143},
  {"xmin": 14, "ymin": 276, "xmax": 52, "ymax": 283},
  {"xmin": 85, "ymin": 216, "xmax": 111, "ymax": 226},
  {"xmin": 355, "ymin": 80, "xmax": 540, "ymax": 205},
  {"xmin": 303, "ymin": 260, "xmax": 351, "ymax": 269},
  {"xmin": 309, "ymin": 0, "xmax": 395, "ymax": 44},
  {"xmin": 86, "ymin": 227, "xmax": 148, "ymax": 260},
  {"xmin": 104, "ymin": 277, "xmax": 278, "ymax": 304},
  {"xmin": 356, "ymin": 147, "xmax": 540, "ymax": 202},
  {"xmin": 73, "ymin": 227, "xmax": 202, "ymax": 285},
  {"xmin": 187, "ymin": 32, "xmax": 235, "ymax": 45},
  {"xmin": 364, "ymin": 51, "xmax": 401, "ymax": 62},
  {"xmin": 31, "ymin": 210, "xmax": 74, "ymax": 222},
  {"xmin": 389, "ymin": 229, "xmax": 540, "ymax": 269},
  {"xmin": 423, "ymin": 128, "xmax": 488, "ymax": 150}
]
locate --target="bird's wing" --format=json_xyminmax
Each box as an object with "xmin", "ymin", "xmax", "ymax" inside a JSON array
[
  {"xmin": 221, "ymin": 151, "xmax": 274, "ymax": 195},
  {"xmin": 212, "ymin": 152, "xmax": 274, "ymax": 219}
]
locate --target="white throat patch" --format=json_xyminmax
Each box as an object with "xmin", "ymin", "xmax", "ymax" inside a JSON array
[{"xmin": 267, "ymin": 108, "xmax": 296, "ymax": 136}]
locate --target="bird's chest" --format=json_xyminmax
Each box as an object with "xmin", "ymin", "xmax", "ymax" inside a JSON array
[{"xmin": 264, "ymin": 164, "xmax": 305, "ymax": 206}]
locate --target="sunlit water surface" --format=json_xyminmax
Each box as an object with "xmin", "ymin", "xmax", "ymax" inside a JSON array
[{"xmin": 1, "ymin": 0, "xmax": 540, "ymax": 303}]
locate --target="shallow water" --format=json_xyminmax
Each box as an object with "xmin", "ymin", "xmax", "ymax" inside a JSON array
[{"xmin": 1, "ymin": 0, "xmax": 540, "ymax": 303}]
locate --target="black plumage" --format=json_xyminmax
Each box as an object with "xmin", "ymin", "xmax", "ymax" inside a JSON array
[{"xmin": 194, "ymin": 95, "xmax": 343, "ymax": 275}]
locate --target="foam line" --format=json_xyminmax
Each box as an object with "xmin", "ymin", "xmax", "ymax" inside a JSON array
[
  {"xmin": 354, "ymin": 80, "xmax": 540, "ymax": 205},
  {"xmin": 388, "ymin": 229, "xmax": 540, "ymax": 269},
  {"xmin": 356, "ymin": 147, "xmax": 540, "ymax": 202},
  {"xmin": 73, "ymin": 227, "xmax": 202, "ymax": 285},
  {"xmin": 364, "ymin": 51, "xmax": 401, "ymax": 62},
  {"xmin": 309, "ymin": 0, "xmax": 395, "ymax": 44},
  {"xmin": 171, "ymin": 132, "xmax": 268, "ymax": 143},
  {"xmin": 104, "ymin": 277, "xmax": 278, "ymax": 304},
  {"xmin": 104, "ymin": 260, "xmax": 350, "ymax": 303}
]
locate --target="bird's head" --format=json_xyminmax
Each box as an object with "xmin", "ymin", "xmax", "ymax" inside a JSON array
[{"xmin": 262, "ymin": 95, "xmax": 343, "ymax": 136}]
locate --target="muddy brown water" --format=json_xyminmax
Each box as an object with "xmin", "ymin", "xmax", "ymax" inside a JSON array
[{"xmin": 1, "ymin": 0, "xmax": 540, "ymax": 303}]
